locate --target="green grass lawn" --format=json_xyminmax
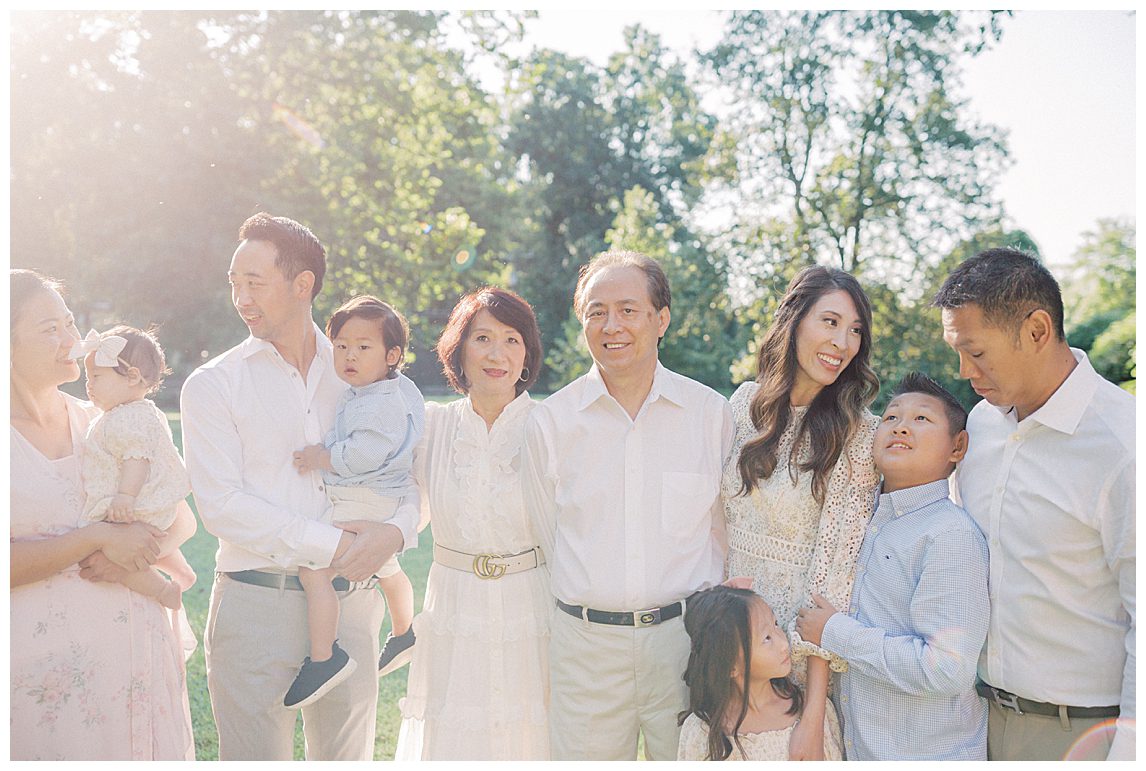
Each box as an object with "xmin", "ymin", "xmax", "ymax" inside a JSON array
[{"xmin": 169, "ymin": 413, "xmax": 436, "ymax": 760}]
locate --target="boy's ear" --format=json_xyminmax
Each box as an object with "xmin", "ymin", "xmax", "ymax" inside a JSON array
[
  {"xmin": 386, "ymin": 346, "xmax": 402, "ymax": 367},
  {"xmin": 949, "ymin": 429, "xmax": 969, "ymax": 464}
]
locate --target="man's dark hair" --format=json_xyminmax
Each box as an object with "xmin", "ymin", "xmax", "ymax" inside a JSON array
[
  {"xmin": 238, "ymin": 212, "xmax": 327, "ymax": 299},
  {"xmin": 932, "ymin": 247, "xmax": 1065, "ymax": 341},
  {"xmin": 891, "ymin": 371, "xmax": 968, "ymax": 436}
]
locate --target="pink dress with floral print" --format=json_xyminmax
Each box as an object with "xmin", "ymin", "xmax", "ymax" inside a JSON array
[{"xmin": 10, "ymin": 394, "xmax": 194, "ymax": 760}]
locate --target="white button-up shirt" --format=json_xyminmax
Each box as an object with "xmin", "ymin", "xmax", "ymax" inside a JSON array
[
  {"xmin": 181, "ymin": 326, "xmax": 418, "ymax": 573},
  {"xmin": 522, "ymin": 362, "xmax": 733, "ymax": 610},
  {"xmin": 952, "ymin": 348, "xmax": 1135, "ymax": 759}
]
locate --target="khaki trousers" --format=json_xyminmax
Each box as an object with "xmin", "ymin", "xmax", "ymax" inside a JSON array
[
  {"xmin": 205, "ymin": 572, "xmax": 385, "ymax": 760},
  {"xmin": 548, "ymin": 608, "xmax": 690, "ymax": 761},
  {"xmin": 987, "ymin": 698, "xmax": 1116, "ymax": 761}
]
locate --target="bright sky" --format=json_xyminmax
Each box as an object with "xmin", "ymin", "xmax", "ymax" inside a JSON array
[{"xmin": 518, "ymin": 8, "xmax": 1136, "ymax": 269}]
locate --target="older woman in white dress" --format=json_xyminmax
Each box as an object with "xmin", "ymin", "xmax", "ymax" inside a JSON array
[{"xmin": 395, "ymin": 286, "xmax": 550, "ymax": 760}]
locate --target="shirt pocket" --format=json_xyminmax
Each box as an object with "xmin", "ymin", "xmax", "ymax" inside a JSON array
[{"xmin": 661, "ymin": 471, "xmax": 717, "ymax": 541}]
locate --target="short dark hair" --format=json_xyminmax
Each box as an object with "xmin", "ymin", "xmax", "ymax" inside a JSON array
[
  {"xmin": 326, "ymin": 295, "xmax": 409, "ymax": 377},
  {"xmin": 573, "ymin": 250, "xmax": 671, "ymax": 317},
  {"xmin": 933, "ymin": 248, "xmax": 1065, "ymax": 341},
  {"xmin": 103, "ymin": 325, "xmax": 171, "ymax": 397},
  {"xmin": 238, "ymin": 212, "xmax": 327, "ymax": 299},
  {"xmin": 436, "ymin": 286, "xmax": 543, "ymax": 396},
  {"xmin": 890, "ymin": 371, "xmax": 967, "ymax": 436},
  {"xmin": 10, "ymin": 269, "xmax": 62, "ymax": 337}
]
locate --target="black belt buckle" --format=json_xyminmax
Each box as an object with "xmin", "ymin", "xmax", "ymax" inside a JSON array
[{"xmin": 635, "ymin": 607, "xmax": 662, "ymax": 627}]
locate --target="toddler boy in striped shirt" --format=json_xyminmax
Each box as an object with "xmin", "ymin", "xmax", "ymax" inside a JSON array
[{"xmin": 796, "ymin": 372, "xmax": 989, "ymax": 759}]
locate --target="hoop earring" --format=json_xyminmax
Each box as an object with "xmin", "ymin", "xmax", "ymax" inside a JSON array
[{"xmin": 519, "ymin": 366, "xmax": 530, "ymax": 383}]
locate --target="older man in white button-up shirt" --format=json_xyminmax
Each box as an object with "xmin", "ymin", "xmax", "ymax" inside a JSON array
[
  {"xmin": 523, "ymin": 251, "xmax": 733, "ymax": 760},
  {"xmin": 181, "ymin": 213, "xmax": 418, "ymax": 760},
  {"xmin": 937, "ymin": 248, "xmax": 1134, "ymax": 761}
]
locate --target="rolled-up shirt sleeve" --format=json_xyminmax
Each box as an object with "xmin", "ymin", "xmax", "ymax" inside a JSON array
[{"xmin": 181, "ymin": 366, "xmax": 343, "ymax": 569}]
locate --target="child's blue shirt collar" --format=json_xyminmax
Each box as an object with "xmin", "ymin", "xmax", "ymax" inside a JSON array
[{"xmin": 876, "ymin": 478, "xmax": 950, "ymax": 519}]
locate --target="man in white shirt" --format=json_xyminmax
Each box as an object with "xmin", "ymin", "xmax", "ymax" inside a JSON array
[
  {"xmin": 522, "ymin": 250, "xmax": 733, "ymax": 760},
  {"xmin": 181, "ymin": 213, "xmax": 418, "ymax": 760},
  {"xmin": 936, "ymin": 248, "xmax": 1135, "ymax": 761}
]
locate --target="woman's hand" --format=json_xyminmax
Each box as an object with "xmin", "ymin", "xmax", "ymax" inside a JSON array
[
  {"xmin": 78, "ymin": 551, "xmax": 130, "ymax": 583},
  {"xmin": 97, "ymin": 521, "xmax": 164, "ymax": 571}
]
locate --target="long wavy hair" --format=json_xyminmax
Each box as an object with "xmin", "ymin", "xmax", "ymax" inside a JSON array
[
  {"xmin": 679, "ymin": 586, "xmax": 802, "ymax": 761},
  {"xmin": 737, "ymin": 265, "xmax": 879, "ymax": 503}
]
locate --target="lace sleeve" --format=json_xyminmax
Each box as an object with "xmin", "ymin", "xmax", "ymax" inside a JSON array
[
  {"xmin": 808, "ymin": 411, "xmax": 880, "ymax": 611},
  {"xmin": 677, "ymin": 713, "xmax": 713, "ymax": 761}
]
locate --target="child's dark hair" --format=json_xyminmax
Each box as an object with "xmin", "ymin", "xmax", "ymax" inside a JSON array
[
  {"xmin": 326, "ymin": 295, "xmax": 409, "ymax": 376},
  {"xmin": 891, "ymin": 371, "xmax": 968, "ymax": 435},
  {"xmin": 679, "ymin": 586, "xmax": 802, "ymax": 761},
  {"xmin": 103, "ymin": 325, "xmax": 170, "ymax": 397}
]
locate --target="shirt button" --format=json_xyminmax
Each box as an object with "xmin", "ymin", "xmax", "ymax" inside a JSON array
[
  {"xmin": 318, "ymin": 485, "xmax": 325, "ymax": 492},
  {"xmin": 1009, "ymin": 433, "xmax": 1019, "ymax": 442}
]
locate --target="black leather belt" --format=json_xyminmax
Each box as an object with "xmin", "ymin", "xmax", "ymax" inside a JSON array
[
  {"xmin": 556, "ymin": 598, "xmax": 684, "ymax": 627},
  {"xmin": 223, "ymin": 569, "xmax": 377, "ymax": 592},
  {"xmin": 976, "ymin": 682, "xmax": 1119, "ymax": 719}
]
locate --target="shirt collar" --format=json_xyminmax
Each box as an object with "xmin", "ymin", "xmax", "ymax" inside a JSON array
[
  {"xmin": 347, "ymin": 373, "xmax": 400, "ymax": 398},
  {"xmin": 577, "ymin": 360, "xmax": 682, "ymax": 411},
  {"xmin": 1023, "ymin": 348, "xmax": 1099, "ymax": 435},
  {"xmin": 240, "ymin": 322, "xmax": 332, "ymax": 363},
  {"xmin": 878, "ymin": 478, "xmax": 950, "ymax": 518}
]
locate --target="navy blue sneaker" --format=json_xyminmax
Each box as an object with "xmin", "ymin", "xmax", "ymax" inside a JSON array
[
  {"xmin": 284, "ymin": 640, "xmax": 357, "ymax": 709},
  {"xmin": 377, "ymin": 628, "xmax": 416, "ymax": 676}
]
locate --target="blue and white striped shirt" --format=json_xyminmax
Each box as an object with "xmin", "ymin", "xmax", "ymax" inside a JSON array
[
  {"xmin": 821, "ymin": 478, "xmax": 989, "ymax": 760},
  {"xmin": 322, "ymin": 372, "xmax": 424, "ymax": 498}
]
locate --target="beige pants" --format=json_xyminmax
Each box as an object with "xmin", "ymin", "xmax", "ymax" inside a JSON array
[
  {"xmin": 205, "ymin": 573, "xmax": 386, "ymax": 760},
  {"xmin": 548, "ymin": 607, "xmax": 690, "ymax": 761},
  {"xmin": 987, "ymin": 698, "xmax": 1117, "ymax": 761},
  {"xmin": 328, "ymin": 486, "xmax": 401, "ymax": 579}
]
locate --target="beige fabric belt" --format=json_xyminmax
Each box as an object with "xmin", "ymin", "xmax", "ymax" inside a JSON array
[{"xmin": 432, "ymin": 542, "xmax": 544, "ymax": 579}]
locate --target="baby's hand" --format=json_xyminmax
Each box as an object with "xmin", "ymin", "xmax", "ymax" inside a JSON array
[
  {"xmin": 293, "ymin": 444, "xmax": 333, "ymax": 475},
  {"xmin": 106, "ymin": 493, "xmax": 137, "ymax": 523}
]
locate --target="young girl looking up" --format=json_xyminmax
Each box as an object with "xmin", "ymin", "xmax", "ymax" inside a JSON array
[
  {"xmin": 286, "ymin": 295, "xmax": 425, "ymax": 709},
  {"xmin": 73, "ymin": 325, "xmax": 197, "ymax": 610},
  {"xmin": 677, "ymin": 586, "xmax": 843, "ymax": 761}
]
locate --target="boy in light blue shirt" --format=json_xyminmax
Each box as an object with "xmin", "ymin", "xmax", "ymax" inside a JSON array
[{"xmin": 796, "ymin": 372, "xmax": 989, "ymax": 760}]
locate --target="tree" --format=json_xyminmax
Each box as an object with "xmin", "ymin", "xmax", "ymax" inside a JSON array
[
  {"xmin": 506, "ymin": 26, "xmax": 718, "ymax": 389},
  {"xmin": 1062, "ymin": 218, "xmax": 1135, "ymax": 389},
  {"xmin": 605, "ymin": 187, "xmax": 742, "ymax": 389}
]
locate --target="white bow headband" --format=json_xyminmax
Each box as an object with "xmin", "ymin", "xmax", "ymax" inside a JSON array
[{"xmin": 70, "ymin": 329, "xmax": 129, "ymax": 368}]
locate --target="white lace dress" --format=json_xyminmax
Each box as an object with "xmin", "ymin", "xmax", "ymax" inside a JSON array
[
  {"xmin": 677, "ymin": 701, "xmax": 844, "ymax": 760},
  {"xmin": 395, "ymin": 393, "xmax": 550, "ymax": 760},
  {"xmin": 80, "ymin": 399, "xmax": 191, "ymax": 527},
  {"xmin": 722, "ymin": 382, "xmax": 879, "ymax": 679}
]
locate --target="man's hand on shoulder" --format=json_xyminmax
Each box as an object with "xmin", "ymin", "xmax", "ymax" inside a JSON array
[{"xmin": 331, "ymin": 520, "xmax": 402, "ymax": 581}]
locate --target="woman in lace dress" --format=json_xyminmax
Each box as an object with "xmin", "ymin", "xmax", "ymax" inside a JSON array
[
  {"xmin": 10, "ymin": 269, "xmax": 195, "ymax": 760},
  {"xmin": 722, "ymin": 266, "xmax": 880, "ymax": 760},
  {"xmin": 395, "ymin": 287, "xmax": 550, "ymax": 760}
]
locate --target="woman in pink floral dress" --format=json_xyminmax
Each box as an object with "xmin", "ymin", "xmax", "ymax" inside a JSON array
[{"xmin": 9, "ymin": 269, "xmax": 195, "ymax": 760}]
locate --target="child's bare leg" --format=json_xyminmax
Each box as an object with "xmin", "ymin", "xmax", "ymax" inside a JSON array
[
  {"xmin": 155, "ymin": 550, "xmax": 197, "ymax": 592},
  {"xmin": 119, "ymin": 567, "xmax": 182, "ymax": 610},
  {"xmin": 298, "ymin": 566, "xmax": 340, "ymax": 662},
  {"xmin": 378, "ymin": 569, "xmax": 414, "ymax": 635}
]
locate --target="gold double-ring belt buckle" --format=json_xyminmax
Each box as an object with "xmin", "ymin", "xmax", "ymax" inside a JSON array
[{"xmin": 472, "ymin": 553, "xmax": 508, "ymax": 580}]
